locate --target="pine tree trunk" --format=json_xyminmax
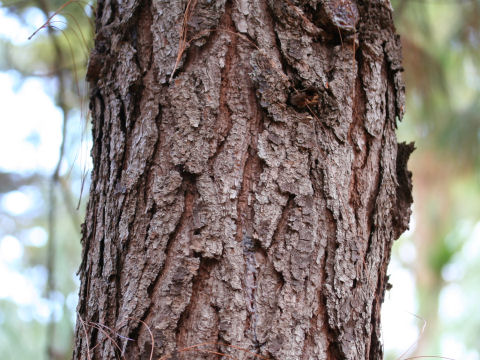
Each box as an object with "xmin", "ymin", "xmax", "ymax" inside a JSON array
[{"xmin": 74, "ymin": 0, "xmax": 413, "ymax": 359}]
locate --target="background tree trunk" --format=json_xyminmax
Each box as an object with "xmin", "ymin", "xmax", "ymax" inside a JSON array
[{"xmin": 74, "ymin": 0, "xmax": 413, "ymax": 359}]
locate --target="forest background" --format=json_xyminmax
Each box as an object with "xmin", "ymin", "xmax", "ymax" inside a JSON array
[{"xmin": 0, "ymin": 0, "xmax": 478, "ymax": 359}]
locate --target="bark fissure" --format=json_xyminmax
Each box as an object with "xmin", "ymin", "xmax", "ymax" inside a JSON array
[
  {"xmin": 237, "ymin": 147, "xmax": 264, "ymax": 349},
  {"xmin": 146, "ymin": 175, "xmax": 195, "ymax": 300},
  {"xmin": 176, "ymin": 256, "xmax": 219, "ymax": 350},
  {"xmin": 321, "ymin": 204, "xmax": 342, "ymax": 359},
  {"xmin": 208, "ymin": 1, "xmax": 236, "ymax": 169}
]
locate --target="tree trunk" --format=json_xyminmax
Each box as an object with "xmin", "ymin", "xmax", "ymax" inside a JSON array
[{"xmin": 74, "ymin": 0, "xmax": 413, "ymax": 359}]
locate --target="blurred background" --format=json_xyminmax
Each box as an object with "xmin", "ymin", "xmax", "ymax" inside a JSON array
[{"xmin": 0, "ymin": 0, "xmax": 478, "ymax": 359}]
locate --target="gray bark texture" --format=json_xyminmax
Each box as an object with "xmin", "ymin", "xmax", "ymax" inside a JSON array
[{"xmin": 74, "ymin": 0, "xmax": 413, "ymax": 359}]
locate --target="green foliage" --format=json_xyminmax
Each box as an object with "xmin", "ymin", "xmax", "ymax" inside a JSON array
[
  {"xmin": 0, "ymin": 0, "xmax": 92, "ymax": 358},
  {"xmin": 394, "ymin": 0, "xmax": 480, "ymax": 168},
  {"xmin": 392, "ymin": 0, "xmax": 480, "ymax": 357},
  {"xmin": 0, "ymin": 300, "xmax": 48, "ymax": 360}
]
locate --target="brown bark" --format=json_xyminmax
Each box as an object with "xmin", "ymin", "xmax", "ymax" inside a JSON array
[{"xmin": 74, "ymin": 0, "xmax": 413, "ymax": 359}]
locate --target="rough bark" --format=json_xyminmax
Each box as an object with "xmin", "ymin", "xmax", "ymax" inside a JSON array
[{"xmin": 74, "ymin": 0, "xmax": 413, "ymax": 359}]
